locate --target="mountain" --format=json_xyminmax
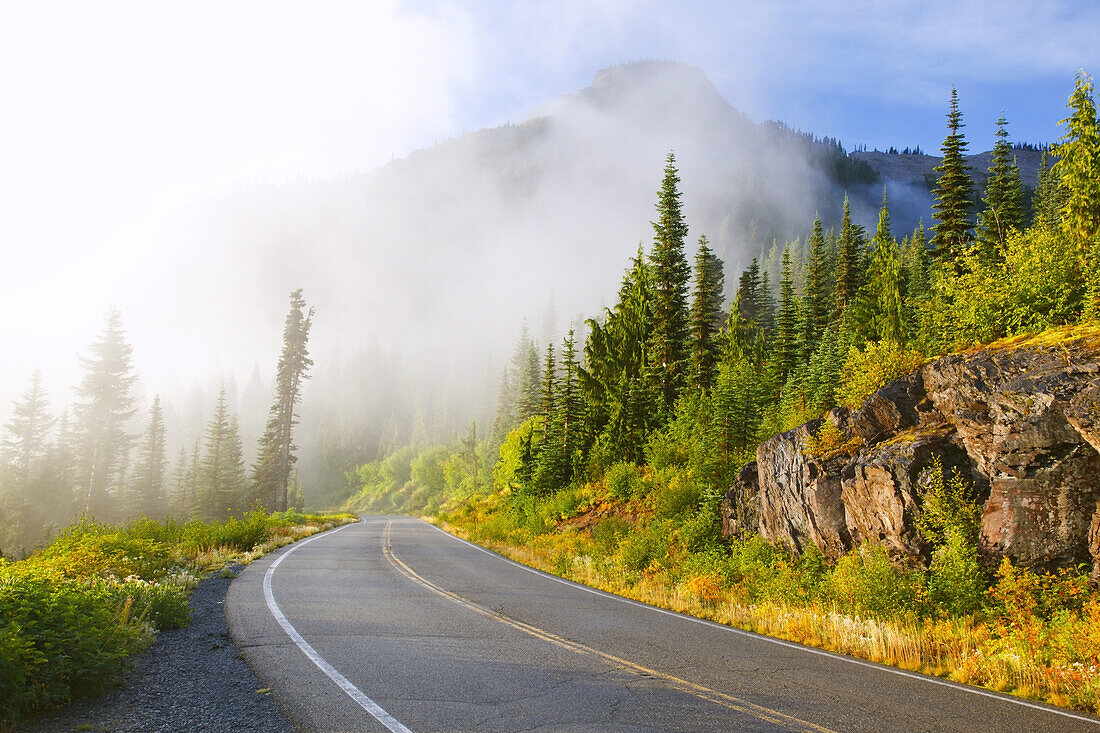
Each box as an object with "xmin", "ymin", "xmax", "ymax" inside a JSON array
[{"xmin": 200, "ymin": 60, "xmax": 1043, "ymax": 498}]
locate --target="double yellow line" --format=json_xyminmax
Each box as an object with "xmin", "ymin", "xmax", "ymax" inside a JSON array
[{"xmin": 382, "ymin": 520, "xmax": 835, "ymax": 733}]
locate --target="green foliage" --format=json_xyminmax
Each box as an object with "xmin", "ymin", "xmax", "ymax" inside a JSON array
[
  {"xmin": 927, "ymin": 528, "xmax": 986, "ymax": 616},
  {"xmin": 0, "ymin": 509, "xmax": 344, "ymax": 728},
  {"xmin": 931, "ymin": 87, "xmax": 975, "ymax": 262},
  {"xmin": 835, "ymin": 341, "xmax": 924, "ymax": 409},
  {"xmin": 828, "ymin": 543, "xmax": 923, "ymax": 620},
  {"xmin": 604, "ymin": 461, "xmax": 644, "ymax": 501},
  {"xmin": 916, "ymin": 458, "xmax": 982, "ymax": 548}
]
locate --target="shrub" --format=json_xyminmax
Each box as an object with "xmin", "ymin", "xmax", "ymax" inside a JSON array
[
  {"xmin": 927, "ymin": 527, "xmax": 987, "ymax": 616},
  {"xmin": 828, "ymin": 543, "xmax": 922, "ymax": 620},
  {"xmin": 605, "ymin": 461, "xmax": 644, "ymax": 501},
  {"xmin": 835, "ymin": 340, "xmax": 925, "ymax": 409}
]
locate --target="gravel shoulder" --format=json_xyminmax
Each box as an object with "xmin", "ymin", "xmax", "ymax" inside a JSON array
[{"xmin": 21, "ymin": 566, "xmax": 296, "ymax": 733}]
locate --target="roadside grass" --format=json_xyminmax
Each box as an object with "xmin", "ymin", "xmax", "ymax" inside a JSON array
[
  {"xmin": 0, "ymin": 510, "xmax": 357, "ymax": 732},
  {"xmin": 435, "ymin": 497, "xmax": 1100, "ymax": 717}
]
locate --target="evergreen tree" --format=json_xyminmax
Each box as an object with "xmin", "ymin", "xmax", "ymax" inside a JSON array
[
  {"xmin": 735, "ymin": 259, "xmax": 764, "ymax": 325},
  {"xmin": 539, "ymin": 342, "xmax": 557, "ymax": 420},
  {"xmin": 866, "ymin": 190, "xmax": 905, "ymax": 343},
  {"xmin": 689, "ymin": 235, "xmax": 725, "ymax": 392},
  {"xmin": 252, "ymin": 289, "xmax": 314, "ymax": 512},
  {"xmin": 931, "ymin": 87, "xmax": 975, "ymax": 263},
  {"xmin": 171, "ymin": 445, "xmax": 188, "ymax": 517},
  {"xmin": 1032, "ymin": 151, "xmax": 1066, "ymax": 232},
  {"xmin": 132, "ymin": 395, "xmax": 167, "ymax": 518},
  {"xmin": 581, "ymin": 247, "xmax": 655, "ymax": 463},
  {"xmin": 1053, "ymin": 72, "xmax": 1100, "ymax": 249},
  {"xmin": 73, "ymin": 307, "xmax": 138, "ymax": 518},
  {"xmin": 1052, "ymin": 71, "xmax": 1100, "ymax": 319},
  {"xmin": 804, "ymin": 215, "xmax": 833, "ymax": 352},
  {"xmin": 200, "ymin": 389, "xmax": 232, "ymax": 520},
  {"xmin": 3, "ymin": 369, "xmax": 54, "ymax": 487},
  {"xmin": 834, "ymin": 195, "xmax": 865, "ymax": 320},
  {"xmin": 490, "ymin": 366, "xmax": 515, "ymax": 448},
  {"xmin": 648, "ymin": 152, "xmax": 692, "ymax": 417},
  {"xmin": 977, "ymin": 114, "xmax": 1026, "ymax": 258},
  {"xmin": 771, "ymin": 246, "xmax": 800, "ymax": 384},
  {"xmin": 517, "ymin": 338, "xmax": 542, "ymax": 422}
]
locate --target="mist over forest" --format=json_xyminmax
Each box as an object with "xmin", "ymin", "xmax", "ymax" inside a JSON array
[{"xmin": 1, "ymin": 60, "xmax": 1046, "ymax": 546}]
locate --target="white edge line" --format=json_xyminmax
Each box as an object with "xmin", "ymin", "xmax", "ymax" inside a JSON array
[
  {"xmin": 419, "ymin": 519, "xmax": 1100, "ymax": 727},
  {"xmin": 262, "ymin": 521, "xmax": 412, "ymax": 733}
]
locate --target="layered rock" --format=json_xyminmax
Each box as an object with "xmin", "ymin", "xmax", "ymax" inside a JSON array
[{"xmin": 721, "ymin": 332, "xmax": 1100, "ymax": 572}]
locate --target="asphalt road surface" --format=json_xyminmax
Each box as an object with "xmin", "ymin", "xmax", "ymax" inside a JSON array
[{"xmin": 225, "ymin": 516, "xmax": 1100, "ymax": 732}]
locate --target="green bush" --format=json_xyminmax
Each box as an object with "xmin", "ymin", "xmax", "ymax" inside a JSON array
[
  {"xmin": 650, "ymin": 473, "xmax": 701, "ymax": 520},
  {"xmin": 835, "ymin": 340, "xmax": 925, "ymax": 409},
  {"xmin": 827, "ymin": 543, "xmax": 923, "ymax": 620},
  {"xmin": 605, "ymin": 461, "xmax": 644, "ymax": 501}
]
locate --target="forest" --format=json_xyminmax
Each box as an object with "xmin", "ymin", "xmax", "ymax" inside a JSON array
[
  {"xmin": 0, "ymin": 290, "xmax": 315, "ymax": 557},
  {"xmin": 342, "ymin": 74, "xmax": 1100, "ymax": 711}
]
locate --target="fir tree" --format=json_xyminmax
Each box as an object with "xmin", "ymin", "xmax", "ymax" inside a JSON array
[
  {"xmin": 252, "ymin": 289, "xmax": 314, "ymax": 512},
  {"xmin": 648, "ymin": 152, "xmax": 692, "ymax": 417},
  {"xmin": 834, "ymin": 195, "xmax": 865, "ymax": 320},
  {"xmin": 689, "ymin": 235, "xmax": 725, "ymax": 392},
  {"xmin": 931, "ymin": 87, "xmax": 975, "ymax": 263},
  {"xmin": 977, "ymin": 114, "xmax": 1026, "ymax": 258},
  {"xmin": 539, "ymin": 342, "xmax": 557, "ymax": 420},
  {"xmin": 132, "ymin": 395, "xmax": 168, "ymax": 518},
  {"xmin": 804, "ymin": 215, "xmax": 833, "ymax": 352},
  {"xmin": 517, "ymin": 338, "xmax": 542, "ymax": 422},
  {"xmin": 74, "ymin": 307, "xmax": 138, "ymax": 518},
  {"xmin": 866, "ymin": 190, "xmax": 904, "ymax": 343},
  {"xmin": 3, "ymin": 369, "xmax": 54, "ymax": 487},
  {"xmin": 1032, "ymin": 152, "xmax": 1066, "ymax": 232},
  {"xmin": 772, "ymin": 246, "xmax": 800, "ymax": 384},
  {"xmin": 1052, "ymin": 71, "xmax": 1100, "ymax": 319}
]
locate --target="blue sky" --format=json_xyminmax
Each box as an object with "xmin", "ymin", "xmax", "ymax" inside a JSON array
[{"xmin": 442, "ymin": 0, "xmax": 1100, "ymax": 154}]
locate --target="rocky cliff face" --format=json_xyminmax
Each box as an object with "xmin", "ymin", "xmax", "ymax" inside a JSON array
[{"xmin": 720, "ymin": 332, "xmax": 1100, "ymax": 575}]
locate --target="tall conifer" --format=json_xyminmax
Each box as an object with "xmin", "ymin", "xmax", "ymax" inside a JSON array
[
  {"xmin": 931, "ymin": 87, "xmax": 975, "ymax": 263},
  {"xmin": 648, "ymin": 152, "xmax": 691, "ymax": 416},
  {"xmin": 252, "ymin": 290, "xmax": 314, "ymax": 512},
  {"xmin": 689, "ymin": 235, "xmax": 725, "ymax": 392}
]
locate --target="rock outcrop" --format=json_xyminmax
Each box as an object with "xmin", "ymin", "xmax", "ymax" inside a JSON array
[{"xmin": 721, "ymin": 331, "xmax": 1100, "ymax": 572}]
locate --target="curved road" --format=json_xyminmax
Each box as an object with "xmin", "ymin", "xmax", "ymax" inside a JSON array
[{"xmin": 226, "ymin": 516, "xmax": 1100, "ymax": 732}]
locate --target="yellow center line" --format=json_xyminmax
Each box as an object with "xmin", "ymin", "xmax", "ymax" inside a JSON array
[{"xmin": 382, "ymin": 520, "xmax": 836, "ymax": 733}]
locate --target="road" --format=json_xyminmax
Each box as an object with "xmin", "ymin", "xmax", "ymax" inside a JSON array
[{"xmin": 225, "ymin": 516, "xmax": 1100, "ymax": 732}]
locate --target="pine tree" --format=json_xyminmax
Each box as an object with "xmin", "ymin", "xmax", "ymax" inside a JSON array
[
  {"xmin": 200, "ymin": 389, "xmax": 232, "ymax": 520},
  {"xmin": 834, "ymin": 195, "xmax": 865, "ymax": 320},
  {"xmin": 580, "ymin": 247, "xmax": 654, "ymax": 464},
  {"xmin": 74, "ymin": 307, "xmax": 138, "ymax": 518},
  {"xmin": 866, "ymin": 190, "xmax": 904, "ymax": 343},
  {"xmin": 171, "ymin": 445, "xmax": 189, "ymax": 517},
  {"xmin": 1032, "ymin": 152, "xmax": 1066, "ymax": 232},
  {"xmin": 1054, "ymin": 72, "xmax": 1100, "ymax": 249},
  {"xmin": 931, "ymin": 87, "xmax": 975, "ymax": 263},
  {"xmin": 804, "ymin": 215, "xmax": 833, "ymax": 352},
  {"xmin": 517, "ymin": 339, "xmax": 542, "ymax": 422},
  {"xmin": 689, "ymin": 235, "xmax": 725, "ymax": 392},
  {"xmin": 648, "ymin": 152, "xmax": 692, "ymax": 417},
  {"xmin": 735, "ymin": 259, "xmax": 764, "ymax": 325},
  {"xmin": 490, "ymin": 366, "xmax": 515, "ymax": 448},
  {"xmin": 3, "ymin": 369, "xmax": 54, "ymax": 487},
  {"xmin": 538, "ymin": 342, "xmax": 557, "ymax": 420},
  {"xmin": 977, "ymin": 114, "xmax": 1026, "ymax": 258},
  {"xmin": 132, "ymin": 395, "xmax": 168, "ymax": 518},
  {"xmin": 1052, "ymin": 71, "xmax": 1100, "ymax": 319},
  {"xmin": 252, "ymin": 289, "xmax": 314, "ymax": 512},
  {"xmin": 772, "ymin": 246, "xmax": 800, "ymax": 384}
]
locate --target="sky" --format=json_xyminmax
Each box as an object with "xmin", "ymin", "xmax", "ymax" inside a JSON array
[{"xmin": 1, "ymin": 0, "xmax": 1099, "ymax": 410}]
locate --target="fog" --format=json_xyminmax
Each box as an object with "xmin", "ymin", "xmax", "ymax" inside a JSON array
[{"xmin": 2, "ymin": 1, "xmax": 1088, "ymax": 510}]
